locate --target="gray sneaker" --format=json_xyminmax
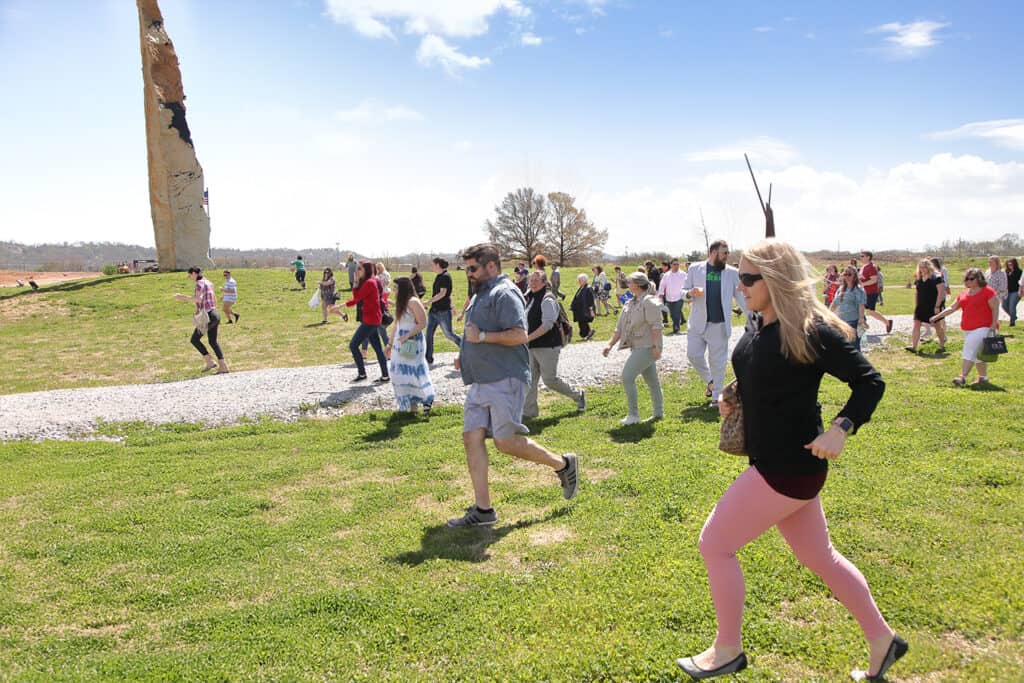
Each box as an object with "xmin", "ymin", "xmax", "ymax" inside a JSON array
[
  {"xmin": 576, "ymin": 390, "xmax": 586, "ymax": 412},
  {"xmin": 557, "ymin": 453, "xmax": 579, "ymax": 500},
  {"xmin": 446, "ymin": 505, "xmax": 497, "ymax": 528}
]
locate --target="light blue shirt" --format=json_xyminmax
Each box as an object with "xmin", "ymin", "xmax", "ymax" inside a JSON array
[
  {"xmin": 459, "ymin": 275, "xmax": 530, "ymax": 387},
  {"xmin": 833, "ymin": 286, "xmax": 866, "ymax": 321}
]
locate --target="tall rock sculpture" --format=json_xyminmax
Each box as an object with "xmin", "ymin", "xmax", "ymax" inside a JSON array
[{"xmin": 137, "ymin": 0, "xmax": 212, "ymax": 271}]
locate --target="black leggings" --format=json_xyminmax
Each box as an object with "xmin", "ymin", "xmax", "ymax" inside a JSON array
[
  {"xmin": 578, "ymin": 320, "xmax": 591, "ymax": 338},
  {"xmin": 191, "ymin": 310, "xmax": 223, "ymax": 359}
]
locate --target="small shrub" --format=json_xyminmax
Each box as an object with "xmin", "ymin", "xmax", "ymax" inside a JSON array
[{"xmin": 102, "ymin": 264, "xmax": 118, "ymax": 276}]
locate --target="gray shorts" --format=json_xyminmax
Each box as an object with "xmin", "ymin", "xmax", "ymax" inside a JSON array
[{"xmin": 463, "ymin": 378, "xmax": 530, "ymax": 439}]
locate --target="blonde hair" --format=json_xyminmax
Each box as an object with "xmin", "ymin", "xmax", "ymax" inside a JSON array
[
  {"xmin": 743, "ymin": 239, "xmax": 854, "ymax": 364},
  {"xmin": 916, "ymin": 258, "xmax": 937, "ymax": 280}
]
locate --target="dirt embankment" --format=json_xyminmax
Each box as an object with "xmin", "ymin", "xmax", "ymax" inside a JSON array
[{"xmin": 0, "ymin": 270, "xmax": 102, "ymax": 288}]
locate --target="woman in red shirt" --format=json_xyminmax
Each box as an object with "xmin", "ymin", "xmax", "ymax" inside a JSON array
[
  {"xmin": 931, "ymin": 267, "xmax": 999, "ymax": 386},
  {"xmin": 344, "ymin": 260, "xmax": 390, "ymax": 383}
]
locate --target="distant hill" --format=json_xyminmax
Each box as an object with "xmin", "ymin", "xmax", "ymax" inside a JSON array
[
  {"xmin": 2, "ymin": 233, "xmax": 1019, "ymax": 272},
  {"xmin": 0, "ymin": 241, "xmax": 459, "ymax": 272}
]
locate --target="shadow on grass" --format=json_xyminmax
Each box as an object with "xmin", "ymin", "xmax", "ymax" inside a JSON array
[
  {"xmin": 360, "ymin": 410, "xmax": 426, "ymax": 442},
  {"xmin": 0, "ymin": 273, "xmax": 148, "ymax": 301},
  {"xmin": 608, "ymin": 421, "xmax": 656, "ymax": 443},
  {"xmin": 678, "ymin": 401, "xmax": 720, "ymax": 424},
  {"xmin": 522, "ymin": 412, "xmax": 575, "ymax": 435},
  {"xmin": 389, "ymin": 507, "xmax": 571, "ymax": 565},
  {"xmin": 968, "ymin": 381, "xmax": 1007, "ymax": 392},
  {"xmin": 304, "ymin": 321, "xmax": 329, "ymax": 328}
]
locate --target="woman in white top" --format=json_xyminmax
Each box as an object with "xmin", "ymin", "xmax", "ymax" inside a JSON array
[
  {"xmin": 602, "ymin": 271, "xmax": 664, "ymax": 424},
  {"xmin": 385, "ymin": 277, "xmax": 435, "ymax": 413},
  {"xmin": 221, "ymin": 270, "xmax": 240, "ymax": 324}
]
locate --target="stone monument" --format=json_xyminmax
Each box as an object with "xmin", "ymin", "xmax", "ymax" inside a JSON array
[{"xmin": 137, "ymin": 0, "xmax": 212, "ymax": 271}]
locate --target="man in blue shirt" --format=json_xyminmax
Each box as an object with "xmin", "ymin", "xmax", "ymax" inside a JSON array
[{"xmin": 447, "ymin": 243, "xmax": 579, "ymax": 527}]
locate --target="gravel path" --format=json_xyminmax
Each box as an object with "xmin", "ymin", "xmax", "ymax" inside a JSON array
[{"xmin": 0, "ymin": 313, "xmax": 943, "ymax": 441}]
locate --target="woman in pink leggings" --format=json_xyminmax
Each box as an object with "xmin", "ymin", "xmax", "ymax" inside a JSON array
[{"xmin": 676, "ymin": 240, "xmax": 907, "ymax": 681}]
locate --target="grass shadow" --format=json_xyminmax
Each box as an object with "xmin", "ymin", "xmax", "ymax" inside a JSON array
[
  {"xmin": 608, "ymin": 422, "xmax": 656, "ymax": 443},
  {"xmin": 360, "ymin": 411, "xmax": 424, "ymax": 442},
  {"xmin": 522, "ymin": 411, "xmax": 575, "ymax": 435},
  {"xmin": 304, "ymin": 321, "xmax": 329, "ymax": 328},
  {"xmin": 678, "ymin": 400, "xmax": 720, "ymax": 424},
  {"xmin": 968, "ymin": 382, "xmax": 1007, "ymax": 392},
  {"xmin": 389, "ymin": 507, "xmax": 571, "ymax": 565}
]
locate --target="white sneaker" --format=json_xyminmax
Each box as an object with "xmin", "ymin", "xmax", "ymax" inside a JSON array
[{"xmin": 620, "ymin": 415, "xmax": 640, "ymax": 425}]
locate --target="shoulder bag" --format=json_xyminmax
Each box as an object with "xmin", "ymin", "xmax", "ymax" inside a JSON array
[
  {"xmin": 193, "ymin": 309, "xmax": 210, "ymax": 335},
  {"xmin": 718, "ymin": 379, "xmax": 746, "ymax": 456},
  {"xmin": 978, "ymin": 334, "xmax": 1007, "ymax": 363}
]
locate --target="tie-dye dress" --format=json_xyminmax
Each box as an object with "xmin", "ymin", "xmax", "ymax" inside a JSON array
[{"xmin": 389, "ymin": 309, "xmax": 435, "ymax": 411}]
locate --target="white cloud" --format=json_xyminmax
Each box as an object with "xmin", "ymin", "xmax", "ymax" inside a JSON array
[
  {"xmin": 753, "ymin": 26, "xmax": 773, "ymax": 33},
  {"xmin": 870, "ymin": 20, "xmax": 949, "ymax": 57},
  {"xmin": 384, "ymin": 104, "xmax": 424, "ymax": 121},
  {"xmin": 335, "ymin": 99, "xmax": 424, "ymax": 123},
  {"xmin": 658, "ymin": 28, "xmax": 674, "ymax": 39},
  {"xmin": 417, "ymin": 34, "xmax": 491, "ymax": 75},
  {"xmin": 686, "ymin": 137, "xmax": 799, "ymax": 168},
  {"xmin": 454, "ymin": 139, "xmax": 473, "ymax": 151},
  {"xmin": 335, "ymin": 99, "xmax": 374, "ymax": 122},
  {"xmin": 520, "ymin": 31, "xmax": 542, "ymax": 46},
  {"xmin": 927, "ymin": 119, "xmax": 1024, "ymax": 151},
  {"xmin": 323, "ymin": 0, "xmax": 528, "ymax": 39},
  {"xmin": 588, "ymin": 153, "xmax": 1024, "ymax": 254}
]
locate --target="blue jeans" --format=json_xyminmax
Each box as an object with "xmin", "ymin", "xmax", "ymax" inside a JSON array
[
  {"xmin": 1003, "ymin": 291, "xmax": 1019, "ymax": 325},
  {"xmin": 666, "ymin": 299, "xmax": 684, "ymax": 332},
  {"xmin": 350, "ymin": 323, "xmax": 388, "ymax": 376},
  {"xmin": 360, "ymin": 324, "xmax": 389, "ymax": 350},
  {"xmin": 425, "ymin": 309, "xmax": 462, "ymax": 363}
]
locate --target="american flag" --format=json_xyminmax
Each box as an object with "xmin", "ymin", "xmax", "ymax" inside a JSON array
[{"xmin": 202, "ymin": 188, "xmax": 209, "ymax": 206}]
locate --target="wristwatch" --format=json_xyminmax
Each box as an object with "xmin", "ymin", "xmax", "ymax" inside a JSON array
[
  {"xmin": 479, "ymin": 330, "xmax": 488, "ymax": 343},
  {"xmin": 833, "ymin": 417, "xmax": 854, "ymax": 434}
]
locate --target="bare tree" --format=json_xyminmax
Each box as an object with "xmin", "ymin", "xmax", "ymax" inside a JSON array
[
  {"xmin": 485, "ymin": 188, "xmax": 548, "ymax": 262},
  {"xmin": 544, "ymin": 192, "xmax": 608, "ymax": 266}
]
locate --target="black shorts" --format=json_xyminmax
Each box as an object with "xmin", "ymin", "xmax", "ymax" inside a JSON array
[
  {"xmin": 295, "ymin": 270, "xmax": 306, "ymax": 283},
  {"xmin": 865, "ymin": 292, "xmax": 879, "ymax": 310}
]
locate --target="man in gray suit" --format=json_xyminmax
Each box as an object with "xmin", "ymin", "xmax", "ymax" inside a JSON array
[{"xmin": 684, "ymin": 240, "xmax": 748, "ymax": 406}]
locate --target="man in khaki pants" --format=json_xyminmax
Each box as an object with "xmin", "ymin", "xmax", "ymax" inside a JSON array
[{"xmin": 523, "ymin": 270, "xmax": 586, "ymax": 419}]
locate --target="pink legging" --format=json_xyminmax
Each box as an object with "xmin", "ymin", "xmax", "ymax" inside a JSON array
[{"xmin": 699, "ymin": 466, "xmax": 890, "ymax": 647}]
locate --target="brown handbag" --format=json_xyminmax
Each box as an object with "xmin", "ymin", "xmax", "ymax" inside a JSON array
[{"xmin": 718, "ymin": 379, "xmax": 746, "ymax": 456}]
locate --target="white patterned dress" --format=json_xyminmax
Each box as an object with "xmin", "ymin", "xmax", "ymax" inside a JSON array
[{"xmin": 389, "ymin": 309, "xmax": 435, "ymax": 411}]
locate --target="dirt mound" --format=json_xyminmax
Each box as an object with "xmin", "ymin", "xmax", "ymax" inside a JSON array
[{"xmin": 0, "ymin": 270, "xmax": 102, "ymax": 288}]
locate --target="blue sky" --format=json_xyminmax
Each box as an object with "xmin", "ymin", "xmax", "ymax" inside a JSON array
[{"xmin": 1, "ymin": 0, "xmax": 1022, "ymax": 255}]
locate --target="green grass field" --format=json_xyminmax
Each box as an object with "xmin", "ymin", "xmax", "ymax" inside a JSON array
[
  {"xmin": 1, "ymin": 347, "xmax": 1021, "ymax": 680},
  {"xmin": 0, "ymin": 258, "xmax": 979, "ymax": 395},
  {"xmin": 1, "ymin": 257, "xmax": 1022, "ymax": 680}
]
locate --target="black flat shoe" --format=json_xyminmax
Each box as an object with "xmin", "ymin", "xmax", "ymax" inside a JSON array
[
  {"xmin": 352, "ymin": 374, "xmax": 368, "ymax": 382},
  {"xmin": 374, "ymin": 376, "xmax": 390, "ymax": 383},
  {"xmin": 676, "ymin": 652, "xmax": 747, "ymax": 679},
  {"xmin": 853, "ymin": 634, "xmax": 908, "ymax": 682}
]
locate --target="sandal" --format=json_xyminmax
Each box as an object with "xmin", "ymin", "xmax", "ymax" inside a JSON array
[
  {"xmin": 952, "ymin": 377, "xmax": 966, "ymax": 387},
  {"xmin": 705, "ymin": 381, "xmax": 714, "ymax": 398},
  {"xmin": 974, "ymin": 376, "xmax": 989, "ymax": 385}
]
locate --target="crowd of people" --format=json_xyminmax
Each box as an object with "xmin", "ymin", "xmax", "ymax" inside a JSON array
[{"xmin": 165, "ymin": 241, "xmax": 1023, "ymax": 680}]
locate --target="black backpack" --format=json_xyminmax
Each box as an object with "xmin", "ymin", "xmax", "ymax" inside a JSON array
[{"xmin": 551, "ymin": 294, "xmax": 574, "ymax": 345}]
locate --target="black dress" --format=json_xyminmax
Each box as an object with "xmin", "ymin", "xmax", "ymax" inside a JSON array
[{"xmin": 914, "ymin": 275, "xmax": 941, "ymax": 323}]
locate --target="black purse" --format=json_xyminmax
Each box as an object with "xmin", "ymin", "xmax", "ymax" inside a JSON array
[{"xmin": 978, "ymin": 335, "xmax": 1007, "ymax": 363}]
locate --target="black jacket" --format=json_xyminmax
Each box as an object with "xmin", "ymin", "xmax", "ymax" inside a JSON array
[
  {"xmin": 732, "ymin": 317, "xmax": 885, "ymax": 477},
  {"xmin": 570, "ymin": 286, "xmax": 595, "ymax": 322}
]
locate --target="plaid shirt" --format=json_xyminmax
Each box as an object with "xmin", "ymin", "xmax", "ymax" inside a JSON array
[{"xmin": 195, "ymin": 278, "xmax": 217, "ymax": 312}]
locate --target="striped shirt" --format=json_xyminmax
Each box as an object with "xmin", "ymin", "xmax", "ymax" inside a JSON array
[{"xmin": 195, "ymin": 278, "xmax": 217, "ymax": 312}]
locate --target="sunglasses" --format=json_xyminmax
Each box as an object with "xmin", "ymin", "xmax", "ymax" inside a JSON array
[
  {"xmin": 738, "ymin": 273, "xmax": 763, "ymax": 286},
  {"xmin": 964, "ymin": 276, "xmax": 976, "ymax": 282},
  {"xmin": 466, "ymin": 264, "xmax": 481, "ymax": 273}
]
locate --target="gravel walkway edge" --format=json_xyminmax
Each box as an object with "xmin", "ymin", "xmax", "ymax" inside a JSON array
[{"xmin": 0, "ymin": 314, "xmax": 942, "ymax": 441}]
